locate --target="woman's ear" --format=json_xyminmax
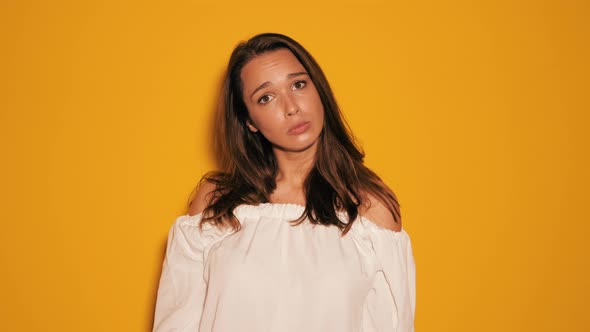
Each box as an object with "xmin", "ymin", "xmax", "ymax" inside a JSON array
[{"xmin": 246, "ymin": 120, "xmax": 259, "ymax": 133}]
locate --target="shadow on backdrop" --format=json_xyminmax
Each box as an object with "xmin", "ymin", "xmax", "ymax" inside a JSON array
[{"xmin": 145, "ymin": 68, "xmax": 227, "ymax": 331}]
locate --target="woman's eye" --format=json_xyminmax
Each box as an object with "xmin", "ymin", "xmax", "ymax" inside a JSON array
[
  {"xmin": 293, "ymin": 80, "xmax": 306, "ymax": 89},
  {"xmin": 258, "ymin": 95, "xmax": 273, "ymax": 104}
]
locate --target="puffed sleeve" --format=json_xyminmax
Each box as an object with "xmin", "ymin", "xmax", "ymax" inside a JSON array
[
  {"xmin": 152, "ymin": 214, "xmax": 230, "ymax": 332},
  {"xmin": 362, "ymin": 222, "xmax": 416, "ymax": 332}
]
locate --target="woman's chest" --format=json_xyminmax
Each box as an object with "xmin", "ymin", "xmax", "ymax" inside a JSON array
[{"xmin": 204, "ymin": 220, "xmax": 376, "ymax": 300}]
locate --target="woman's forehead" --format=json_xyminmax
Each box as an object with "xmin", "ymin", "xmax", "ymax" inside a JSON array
[{"xmin": 241, "ymin": 49, "xmax": 306, "ymax": 89}]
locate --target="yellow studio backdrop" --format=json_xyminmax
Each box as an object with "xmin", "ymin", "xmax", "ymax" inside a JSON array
[{"xmin": 1, "ymin": 0, "xmax": 588, "ymax": 331}]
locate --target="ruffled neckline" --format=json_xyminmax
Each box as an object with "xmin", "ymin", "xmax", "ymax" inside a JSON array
[
  {"xmin": 234, "ymin": 202, "xmax": 339, "ymax": 220},
  {"xmin": 188, "ymin": 202, "xmax": 407, "ymax": 235}
]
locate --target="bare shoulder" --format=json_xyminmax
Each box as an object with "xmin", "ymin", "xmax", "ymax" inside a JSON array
[
  {"xmin": 360, "ymin": 192, "xmax": 402, "ymax": 232},
  {"xmin": 187, "ymin": 180, "xmax": 218, "ymax": 216}
]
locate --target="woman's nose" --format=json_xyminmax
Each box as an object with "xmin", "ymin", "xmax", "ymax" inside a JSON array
[{"xmin": 284, "ymin": 94, "xmax": 300, "ymax": 116}]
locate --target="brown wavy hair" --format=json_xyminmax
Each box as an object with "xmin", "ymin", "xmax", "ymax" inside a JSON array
[{"xmin": 188, "ymin": 32, "xmax": 401, "ymax": 235}]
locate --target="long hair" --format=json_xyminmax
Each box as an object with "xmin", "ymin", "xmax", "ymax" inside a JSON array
[{"xmin": 189, "ymin": 32, "xmax": 401, "ymax": 235}]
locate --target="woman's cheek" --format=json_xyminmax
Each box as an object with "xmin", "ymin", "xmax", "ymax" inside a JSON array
[{"xmin": 293, "ymin": 89, "xmax": 305, "ymax": 97}]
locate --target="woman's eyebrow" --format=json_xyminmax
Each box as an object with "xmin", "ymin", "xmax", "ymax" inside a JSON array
[
  {"xmin": 250, "ymin": 71, "xmax": 309, "ymax": 98},
  {"xmin": 287, "ymin": 71, "xmax": 308, "ymax": 79}
]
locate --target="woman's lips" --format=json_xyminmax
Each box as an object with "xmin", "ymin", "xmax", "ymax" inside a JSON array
[{"xmin": 288, "ymin": 121, "xmax": 311, "ymax": 135}]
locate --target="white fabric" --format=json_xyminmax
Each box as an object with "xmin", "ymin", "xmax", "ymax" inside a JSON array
[{"xmin": 153, "ymin": 203, "xmax": 416, "ymax": 332}]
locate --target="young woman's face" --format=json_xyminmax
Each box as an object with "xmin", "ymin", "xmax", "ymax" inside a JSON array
[{"xmin": 240, "ymin": 48, "xmax": 325, "ymax": 153}]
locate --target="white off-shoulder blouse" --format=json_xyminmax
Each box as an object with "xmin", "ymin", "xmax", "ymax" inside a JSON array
[{"xmin": 153, "ymin": 203, "xmax": 416, "ymax": 332}]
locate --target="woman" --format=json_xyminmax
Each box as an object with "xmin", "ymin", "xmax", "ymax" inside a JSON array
[{"xmin": 153, "ymin": 33, "xmax": 416, "ymax": 332}]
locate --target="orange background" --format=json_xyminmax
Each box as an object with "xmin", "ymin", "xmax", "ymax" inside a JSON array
[{"xmin": 1, "ymin": 0, "xmax": 588, "ymax": 331}]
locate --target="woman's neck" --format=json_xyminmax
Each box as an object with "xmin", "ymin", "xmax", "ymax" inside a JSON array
[
  {"xmin": 271, "ymin": 142, "xmax": 317, "ymax": 202},
  {"xmin": 273, "ymin": 145, "xmax": 316, "ymax": 186}
]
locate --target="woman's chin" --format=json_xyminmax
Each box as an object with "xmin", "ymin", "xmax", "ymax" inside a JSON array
[{"xmin": 272, "ymin": 137, "xmax": 320, "ymax": 154}]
